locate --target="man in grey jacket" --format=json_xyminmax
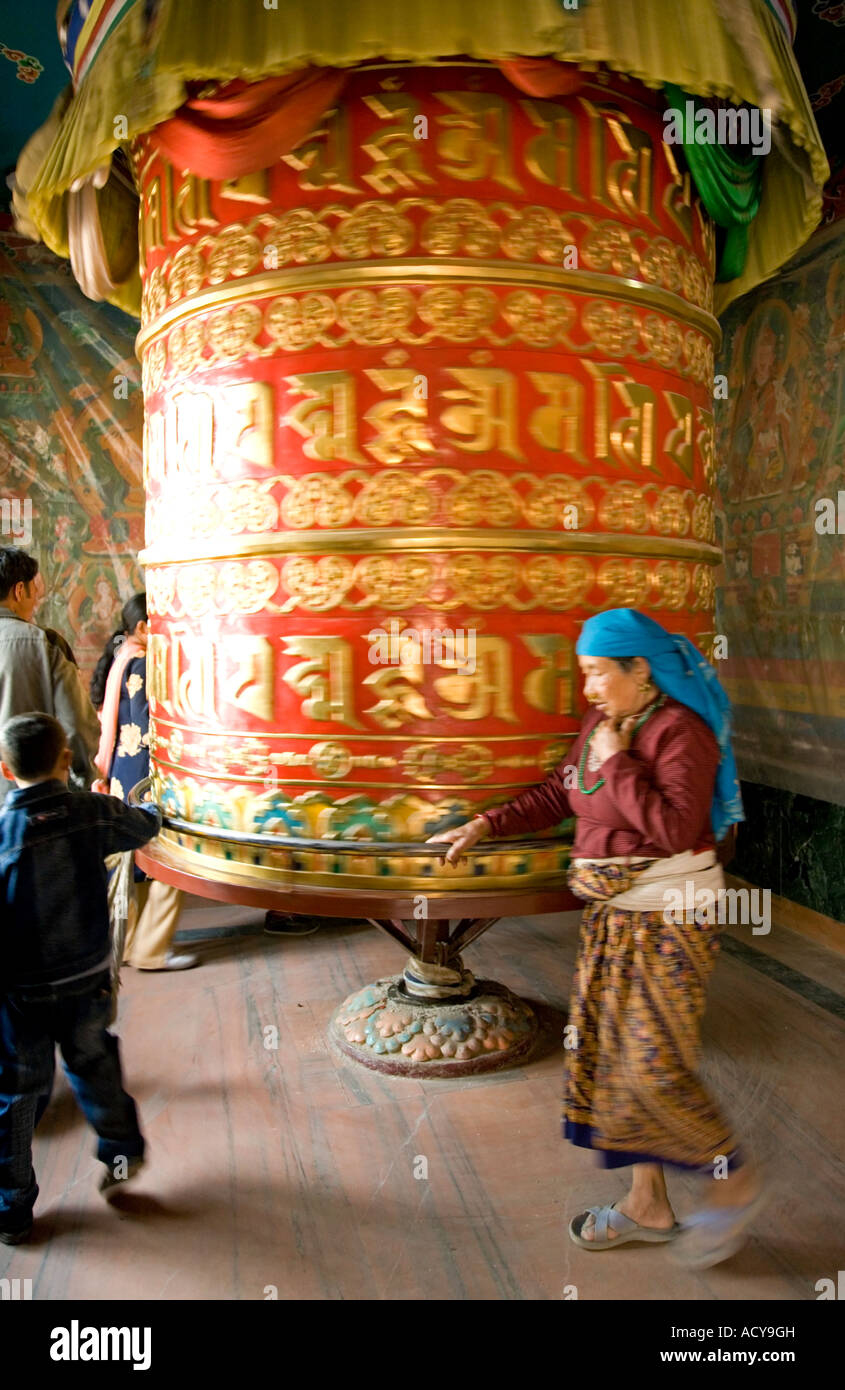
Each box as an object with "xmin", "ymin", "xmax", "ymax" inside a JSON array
[{"xmin": 0, "ymin": 547, "xmax": 99, "ymax": 808}]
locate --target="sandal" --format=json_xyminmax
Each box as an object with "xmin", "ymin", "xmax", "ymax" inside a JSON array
[
  {"xmin": 569, "ymin": 1202, "xmax": 681, "ymax": 1250},
  {"xmin": 671, "ymin": 1188, "xmax": 768, "ymax": 1269}
]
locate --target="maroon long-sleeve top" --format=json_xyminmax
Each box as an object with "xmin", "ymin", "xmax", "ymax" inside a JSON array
[{"xmin": 482, "ymin": 696, "xmax": 719, "ymax": 858}]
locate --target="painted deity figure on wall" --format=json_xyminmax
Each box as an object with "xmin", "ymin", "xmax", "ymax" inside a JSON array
[{"xmin": 726, "ymin": 316, "xmax": 794, "ymax": 503}]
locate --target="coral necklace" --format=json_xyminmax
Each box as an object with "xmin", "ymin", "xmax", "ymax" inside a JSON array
[{"xmin": 577, "ymin": 693, "xmax": 667, "ymax": 795}]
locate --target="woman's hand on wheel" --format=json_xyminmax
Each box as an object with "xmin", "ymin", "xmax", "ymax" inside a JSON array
[{"xmin": 426, "ymin": 817, "xmax": 489, "ymax": 866}]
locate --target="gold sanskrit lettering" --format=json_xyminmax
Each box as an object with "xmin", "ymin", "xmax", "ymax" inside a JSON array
[
  {"xmin": 520, "ymin": 100, "xmax": 581, "ymax": 195},
  {"xmin": 147, "ymin": 632, "xmax": 169, "ymax": 712},
  {"xmin": 663, "ymin": 391, "xmax": 694, "ymax": 479},
  {"xmin": 361, "ymin": 93, "xmax": 435, "ymax": 194},
  {"xmin": 521, "ymin": 635, "xmax": 574, "ymax": 715},
  {"xmin": 584, "ymin": 364, "xmax": 656, "ymax": 472},
  {"xmin": 433, "ymin": 637, "xmax": 517, "ymax": 721},
  {"xmin": 218, "ymin": 381, "xmax": 274, "ymax": 471},
  {"xmin": 163, "ymin": 390, "xmax": 215, "ymax": 482},
  {"xmin": 172, "ymin": 626, "xmax": 217, "ymax": 723},
  {"xmin": 219, "ymin": 170, "xmax": 272, "ymax": 204},
  {"xmin": 611, "ymin": 382, "xmax": 657, "ymax": 473},
  {"xmin": 282, "ymin": 637, "xmax": 363, "ymax": 728},
  {"xmin": 172, "ymin": 170, "xmax": 215, "ymax": 236},
  {"xmin": 362, "ymin": 663, "xmax": 434, "ymax": 729},
  {"xmin": 526, "ymin": 372, "xmax": 587, "ymax": 460},
  {"xmin": 581, "ymin": 97, "xmax": 654, "ymax": 220},
  {"xmin": 283, "ymin": 371, "xmax": 365, "ymax": 463},
  {"xmin": 435, "ymin": 92, "xmax": 521, "ymax": 190},
  {"xmin": 140, "ymin": 176, "xmax": 169, "ymax": 261},
  {"xmin": 440, "ymin": 368, "xmax": 524, "ymax": 459},
  {"xmin": 662, "ymin": 144, "xmax": 693, "ymax": 245},
  {"xmin": 363, "ymin": 368, "xmax": 434, "ymax": 465},
  {"xmin": 220, "ymin": 636, "xmax": 275, "ymax": 722},
  {"xmin": 282, "ymin": 106, "xmax": 360, "ymax": 194},
  {"xmin": 696, "ymin": 404, "xmax": 716, "ymax": 487}
]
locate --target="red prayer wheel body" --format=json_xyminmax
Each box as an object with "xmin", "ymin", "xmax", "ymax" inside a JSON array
[{"xmin": 135, "ymin": 63, "xmax": 720, "ymax": 894}]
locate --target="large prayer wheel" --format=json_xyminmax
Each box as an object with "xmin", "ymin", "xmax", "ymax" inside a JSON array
[{"xmin": 135, "ymin": 63, "xmax": 720, "ymax": 899}]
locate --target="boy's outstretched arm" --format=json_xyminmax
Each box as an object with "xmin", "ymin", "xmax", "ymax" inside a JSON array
[{"xmin": 96, "ymin": 795, "xmax": 163, "ymax": 856}]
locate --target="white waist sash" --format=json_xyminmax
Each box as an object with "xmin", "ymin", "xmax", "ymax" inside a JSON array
[{"xmin": 572, "ymin": 850, "xmax": 724, "ymax": 914}]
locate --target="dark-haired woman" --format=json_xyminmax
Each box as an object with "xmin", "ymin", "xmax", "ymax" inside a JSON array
[
  {"xmin": 429, "ymin": 608, "xmax": 763, "ymax": 1269},
  {"xmin": 93, "ymin": 593, "xmax": 198, "ymax": 972},
  {"xmin": 90, "ymin": 603, "xmax": 136, "ymax": 713}
]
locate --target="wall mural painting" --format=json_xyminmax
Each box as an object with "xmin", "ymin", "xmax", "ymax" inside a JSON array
[
  {"xmin": 0, "ymin": 229, "xmax": 144, "ymax": 679},
  {"xmin": 716, "ymin": 223, "xmax": 845, "ymax": 806}
]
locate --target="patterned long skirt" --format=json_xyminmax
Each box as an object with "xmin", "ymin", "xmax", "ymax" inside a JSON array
[{"xmin": 563, "ymin": 865, "xmax": 737, "ymax": 1171}]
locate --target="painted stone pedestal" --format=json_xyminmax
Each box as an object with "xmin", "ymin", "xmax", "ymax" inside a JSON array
[{"xmin": 331, "ymin": 915, "xmax": 537, "ymax": 1076}]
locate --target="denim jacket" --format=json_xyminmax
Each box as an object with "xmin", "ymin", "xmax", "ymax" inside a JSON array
[{"xmin": 0, "ymin": 781, "xmax": 162, "ymax": 989}]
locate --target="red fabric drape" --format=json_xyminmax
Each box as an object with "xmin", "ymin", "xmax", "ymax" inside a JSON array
[
  {"xmin": 151, "ymin": 68, "xmax": 347, "ymax": 179},
  {"xmin": 497, "ymin": 58, "xmax": 585, "ymax": 98},
  {"xmin": 151, "ymin": 59, "xmax": 585, "ymax": 181}
]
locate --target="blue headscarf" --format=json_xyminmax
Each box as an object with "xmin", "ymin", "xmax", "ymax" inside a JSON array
[{"xmin": 576, "ymin": 608, "xmax": 744, "ymax": 842}]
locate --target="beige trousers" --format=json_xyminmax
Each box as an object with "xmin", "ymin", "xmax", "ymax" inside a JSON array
[{"xmin": 123, "ymin": 877, "xmax": 184, "ymax": 969}]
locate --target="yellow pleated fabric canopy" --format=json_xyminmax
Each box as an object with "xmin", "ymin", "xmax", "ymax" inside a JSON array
[{"xmin": 15, "ymin": 0, "xmax": 829, "ymax": 319}]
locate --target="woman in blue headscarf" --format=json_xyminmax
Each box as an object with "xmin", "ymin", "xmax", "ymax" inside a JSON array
[{"xmin": 429, "ymin": 608, "xmax": 764, "ymax": 1268}]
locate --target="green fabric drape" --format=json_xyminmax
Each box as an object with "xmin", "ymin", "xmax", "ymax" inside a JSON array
[{"xmin": 663, "ymin": 83, "xmax": 764, "ymax": 283}]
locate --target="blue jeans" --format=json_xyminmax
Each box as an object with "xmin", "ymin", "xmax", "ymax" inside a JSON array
[{"xmin": 0, "ymin": 971, "xmax": 144, "ymax": 1232}]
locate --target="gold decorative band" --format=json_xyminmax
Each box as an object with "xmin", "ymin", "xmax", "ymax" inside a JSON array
[
  {"xmin": 154, "ymin": 830, "xmax": 571, "ymax": 893},
  {"xmin": 136, "ymin": 260, "xmax": 721, "ymax": 357},
  {"xmin": 152, "ymin": 758, "xmax": 555, "ymax": 792},
  {"xmin": 151, "ymin": 718, "xmax": 566, "ymax": 741},
  {"xmin": 139, "ymin": 528, "xmax": 722, "ymax": 568}
]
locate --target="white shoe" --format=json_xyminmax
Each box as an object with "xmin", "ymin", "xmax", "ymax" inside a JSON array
[
  {"xmin": 162, "ymin": 950, "xmax": 200, "ymax": 970},
  {"xmin": 139, "ymin": 951, "xmax": 200, "ymax": 971}
]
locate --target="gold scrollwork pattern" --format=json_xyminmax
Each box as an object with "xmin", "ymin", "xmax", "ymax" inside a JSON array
[
  {"xmin": 352, "ymin": 470, "xmax": 438, "ymax": 526},
  {"xmin": 596, "ymin": 557, "xmax": 651, "ymax": 608},
  {"xmin": 276, "ymin": 556, "xmax": 354, "ymax": 610},
  {"xmin": 205, "ymin": 303, "xmax": 263, "ymax": 359},
  {"xmin": 442, "ymin": 470, "xmax": 521, "ymax": 527},
  {"xmin": 139, "ymin": 198, "xmax": 713, "ymax": 326},
  {"xmin": 692, "ymin": 563, "xmax": 716, "ymax": 611},
  {"xmin": 279, "ymin": 474, "xmax": 358, "ymax": 528},
  {"xmin": 420, "ymin": 199, "xmax": 502, "ymax": 257},
  {"xmin": 153, "ymin": 560, "xmax": 281, "ymax": 616},
  {"xmin": 523, "ymin": 554, "xmax": 594, "ymax": 608},
  {"xmin": 146, "ymin": 471, "xmax": 716, "ymax": 548},
  {"xmin": 648, "ymin": 486, "xmax": 693, "ymax": 537},
  {"xmin": 146, "ymin": 551, "xmax": 714, "ymax": 617},
  {"xmin": 500, "ymin": 289, "xmax": 577, "ymax": 346},
  {"xmin": 141, "ymin": 281, "xmax": 714, "ymax": 394}
]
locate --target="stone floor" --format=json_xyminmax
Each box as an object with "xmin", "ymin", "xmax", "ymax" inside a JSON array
[{"xmin": 2, "ymin": 898, "xmax": 843, "ymax": 1301}]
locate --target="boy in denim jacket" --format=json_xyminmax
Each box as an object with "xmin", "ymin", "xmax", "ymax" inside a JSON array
[{"xmin": 0, "ymin": 712, "xmax": 162, "ymax": 1243}]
